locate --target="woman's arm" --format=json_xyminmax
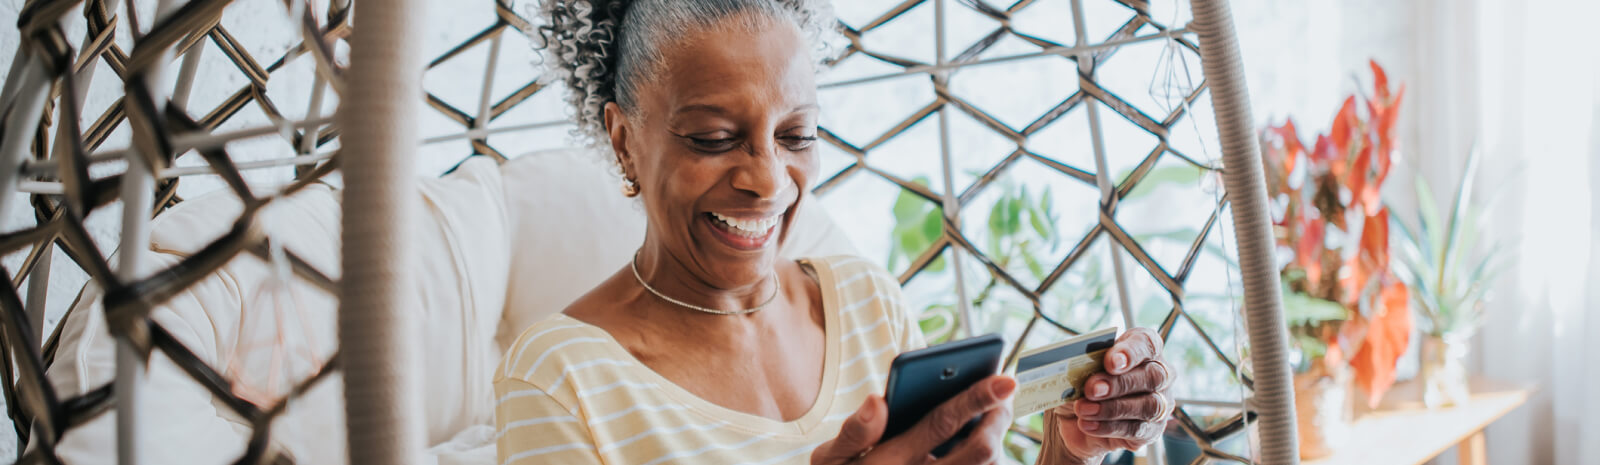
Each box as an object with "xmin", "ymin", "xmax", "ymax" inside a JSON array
[
  {"xmin": 1037, "ymin": 409, "xmax": 1104, "ymax": 465},
  {"xmin": 495, "ymin": 377, "xmax": 604, "ymax": 465}
]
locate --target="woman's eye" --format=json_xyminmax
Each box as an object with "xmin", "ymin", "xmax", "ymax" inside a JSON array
[
  {"xmin": 687, "ymin": 137, "xmax": 739, "ymax": 152},
  {"xmin": 781, "ymin": 135, "xmax": 818, "ymax": 151}
]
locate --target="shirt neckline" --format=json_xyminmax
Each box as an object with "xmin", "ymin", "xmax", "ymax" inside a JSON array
[{"xmin": 553, "ymin": 258, "xmax": 843, "ymax": 437}]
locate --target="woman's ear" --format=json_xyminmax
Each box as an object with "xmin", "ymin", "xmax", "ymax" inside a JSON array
[{"xmin": 603, "ymin": 102, "xmax": 635, "ymax": 177}]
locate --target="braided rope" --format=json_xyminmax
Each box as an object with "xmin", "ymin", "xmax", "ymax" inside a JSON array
[
  {"xmin": 1190, "ymin": 0, "xmax": 1298, "ymax": 462},
  {"xmin": 337, "ymin": 0, "xmax": 428, "ymax": 462}
]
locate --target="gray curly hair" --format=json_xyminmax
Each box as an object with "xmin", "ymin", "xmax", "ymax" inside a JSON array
[{"xmin": 529, "ymin": 0, "xmax": 836, "ymax": 153}]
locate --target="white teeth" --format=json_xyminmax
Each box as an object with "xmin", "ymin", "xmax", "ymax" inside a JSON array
[{"xmin": 711, "ymin": 212, "xmax": 780, "ymax": 236}]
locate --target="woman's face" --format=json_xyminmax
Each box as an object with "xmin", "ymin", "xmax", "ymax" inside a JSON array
[{"xmin": 605, "ymin": 15, "xmax": 819, "ymax": 290}]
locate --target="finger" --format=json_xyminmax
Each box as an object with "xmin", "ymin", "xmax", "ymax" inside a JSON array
[
  {"xmin": 1078, "ymin": 418, "xmax": 1164, "ymax": 444},
  {"xmin": 1074, "ymin": 393, "xmax": 1170, "ymax": 422},
  {"xmin": 881, "ymin": 375, "xmax": 1015, "ymax": 458},
  {"xmin": 932, "ymin": 407, "xmax": 1012, "ymax": 465},
  {"xmin": 1084, "ymin": 359, "xmax": 1170, "ymax": 401},
  {"xmin": 1051, "ymin": 406, "xmax": 1096, "ymax": 455},
  {"xmin": 1050, "ymin": 404, "xmax": 1079, "ymax": 422},
  {"xmin": 1107, "ymin": 327, "xmax": 1164, "ymax": 374},
  {"xmin": 812, "ymin": 396, "xmax": 887, "ymax": 463},
  {"xmin": 1050, "ymin": 405, "xmax": 1079, "ymax": 437}
]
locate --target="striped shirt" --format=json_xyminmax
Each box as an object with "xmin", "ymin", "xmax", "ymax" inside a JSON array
[{"xmin": 495, "ymin": 255, "xmax": 927, "ymax": 465}]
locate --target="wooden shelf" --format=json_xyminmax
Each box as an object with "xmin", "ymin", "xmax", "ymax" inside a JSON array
[{"xmin": 1301, "ymin": 377, "xmax": 1532, "ymax": 465}]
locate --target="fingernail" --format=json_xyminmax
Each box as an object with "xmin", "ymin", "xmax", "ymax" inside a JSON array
[
  {"xmin": 1111, "ymin": 352, "xmax": 1128, "ymax": 372},
  {"xmin": 1092, "ymin": 381, "xmax": 1110, "ymax": 399},
  {"xmin": 858, "ymin": 397, "xmax": 875, "ymax": 422},
  {"xmin": 1078, "ymin": 402, "xmax": 1101, "ymax": 417},
  {"xmin": 993, "ymin": 376, "xmax": 1017, "ymax": 398},
  {"xmin": 1081, "ymin": 420, "xmax": 1100, "ymax": 432}
]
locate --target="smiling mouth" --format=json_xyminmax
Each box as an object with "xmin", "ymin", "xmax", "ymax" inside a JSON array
[{"xmin": 703, "ymin": 211, "xmax": 781, "ymax": 250}]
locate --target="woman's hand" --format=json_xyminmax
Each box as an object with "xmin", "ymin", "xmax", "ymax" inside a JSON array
[
  {"xmin": 812, "ymin": 376, "xmax": 1016, "ymax": 465},
  {"xmin": 1051, "ymin": 327, "xmax": 1175, "ymax": 463}
]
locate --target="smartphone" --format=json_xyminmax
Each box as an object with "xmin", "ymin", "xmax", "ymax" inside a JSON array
[{"xmin": 882, "ymin": 333, "xmax": 1005, "ymax": 457}]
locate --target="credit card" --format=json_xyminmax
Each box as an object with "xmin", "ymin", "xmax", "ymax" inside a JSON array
[{"xmin": 1012, "ymin": 327, "xmax": 1118, "ymax": 418}]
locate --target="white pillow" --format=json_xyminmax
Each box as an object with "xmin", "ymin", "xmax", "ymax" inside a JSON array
[{"xmin": 495, "ymin": 147, "xmax": 859, "ymax": 352}]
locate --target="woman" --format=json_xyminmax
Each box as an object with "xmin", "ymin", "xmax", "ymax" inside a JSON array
[{"xmin": 495, "ymin": 1, "xmax": 1176, "ymax": 463}]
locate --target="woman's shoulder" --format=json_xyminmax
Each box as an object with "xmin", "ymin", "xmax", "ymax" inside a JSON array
[
  {"xmin": 803, "ymin": 255, "xmax": 919, "ymax": 342},
  {"xmin": 802, "ymin": 254, "xmax": 896, "ymax": 287},
  {"xmin": 496, "ymin": 314, "xmax": 618, "ymax": 388},
  {"xmin": 804, "ymin": 255, "xmax": 903, "ymax": 303}
]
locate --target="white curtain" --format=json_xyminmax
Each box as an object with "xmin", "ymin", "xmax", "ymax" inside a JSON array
[{"xmin": 1417, "ymin": 0, "xmax": 1600, "ymax": 463}]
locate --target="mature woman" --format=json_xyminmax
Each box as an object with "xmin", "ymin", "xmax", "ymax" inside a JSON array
[{"xmin": 495, "ymin": 1, "xmax": 1176, "ymax": 464}]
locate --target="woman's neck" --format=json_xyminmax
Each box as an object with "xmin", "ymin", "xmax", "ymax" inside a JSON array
[{"xmin": 631, "ymin": 241, "xmax": 782, "ymax": 316}]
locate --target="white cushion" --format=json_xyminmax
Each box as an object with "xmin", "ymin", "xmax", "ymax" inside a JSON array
[
  {"xmin": 495, "ymin": 148, "xmax": 857, "ymax": 351},
  {"xmin": 42, "ymin": 147, "xmax": 857, "ymax": 464}
]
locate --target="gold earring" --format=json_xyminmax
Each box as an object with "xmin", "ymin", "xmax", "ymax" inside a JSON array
[{"xmin": 622, "ymin": 178, "xmax": 640, "ymax": 197}]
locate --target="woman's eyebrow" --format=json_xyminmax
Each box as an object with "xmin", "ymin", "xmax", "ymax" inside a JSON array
[
  {"xmin": 672, "ymin": 103, "xmax": 818, "ymax": 117},
  {"xmin": 673, "ymin": 104, "xmax": 727, "ymax": 117}
]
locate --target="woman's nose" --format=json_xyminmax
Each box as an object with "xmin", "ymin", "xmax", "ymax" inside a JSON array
[{"xmin": 730, "ymin": 139, "xmax": 788, "ymax": 199}]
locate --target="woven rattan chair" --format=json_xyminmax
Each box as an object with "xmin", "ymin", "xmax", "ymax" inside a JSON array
[{"xmin": 0, "ymin": 0, "xmax": 1297, "ymax": 463}]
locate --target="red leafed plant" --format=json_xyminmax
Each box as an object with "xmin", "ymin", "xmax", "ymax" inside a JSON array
[{"xmin": 1260, "ymin": 60, "xmax": 1411, "ymax": 407}]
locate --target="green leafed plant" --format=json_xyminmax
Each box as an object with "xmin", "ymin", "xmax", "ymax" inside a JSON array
[
  {"xmin": 888, "ymin": 176, "xmax": 948, "ymax": 274},
  {"xmin": 1389, "ymin": 147, "xmax": 1501, "ymax": 338},
  {"xmin": 887, "ymin": 177, "xmax": 1094, "ymax": 344}
]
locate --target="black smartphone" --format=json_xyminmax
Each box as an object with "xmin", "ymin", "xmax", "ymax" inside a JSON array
[{"xmin": 882, "ymin": 333, "xmax": 1005, "ymax": 458}]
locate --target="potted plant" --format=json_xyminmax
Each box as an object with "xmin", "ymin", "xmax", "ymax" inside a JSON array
[
  {"xmin": 1259, "ymin": 60, "xmax": 1412, "ymax": 459},
  {"xmin": 1390, "ymin": 147, "xmax": 1500, "ymax": 408}
]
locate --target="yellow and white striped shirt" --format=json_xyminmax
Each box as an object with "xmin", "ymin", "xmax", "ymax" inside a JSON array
[{"xmin": 495, "ymin": 255, "xmax": 926, "ymax": 465}]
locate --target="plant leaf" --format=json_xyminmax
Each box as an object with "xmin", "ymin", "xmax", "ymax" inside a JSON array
[
  {"xmin": 1283, "ymin": 291, "xmax": 1350, "ymax": 326},
  {"xmin": 1371, "ymin": 59, "xmax": 1391, "ymax": 101},
  {"xmin": 1293, "ymin": 332, "xmax": 1330, "ymax": 372},
  {"xmin": 1041, "ymin": 185, "xmax": 1055, "ymax": 218},
  {"xmin": 1350, "ymin": 279, "xmax": 1411, "ymax": 408},
  {"xmin": 918, "ymin": 304, "xmax": 958, "ymax": 344},
  {"xmin": 1134, "ymin": 228, "xmax": 1203, "ymax": 247},
  {"xmin": 1123, "ymin": 164, "xmax": 1206, "ymax": 200},
  {"xmin": 1028, "ymin": 203, "xmax": 1051, "ymax": 245},
  {"xmin": 1329, "ymin": 96, "xmax": 1359, "ymax": 154},
  {"xmin": 1439, "ymin": 144, "xmax": 1482, "ymax": 283},
  {"xmin": 988, "ymin": 192, "xmax": 1008, "ymax": 243},
  {"xmin": 921, "ymin": 207, "xmax": 945, "ymax": 243},
  {"xmin": 1450, "ymin": 207, "xmax": 1483, "ymax": 276},
  {"xmin": 893, "ymin": 177, "xmax": 932, "ymax": 222},
  {"xmin": 897, "ymin": 226, "xmax": 929, "ymax": 262},
  {"xmin": 1022, "ymin": 250, "xmax": 1046, "ymax": 280},
  {"xmin": 1005, "ymin": 195, "xmax": 1024, "ymax": 237},
  {"xmin": 1413, "ymin": 176, "xmax": 1445, "ymax": 263},
  {"xmin": 1464, "ymin": 243, "xmax": 1506, "ymax": 287},
  {"xmin": 889, "ymin": 177, "xmax": 937, "ymax": 269}
]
